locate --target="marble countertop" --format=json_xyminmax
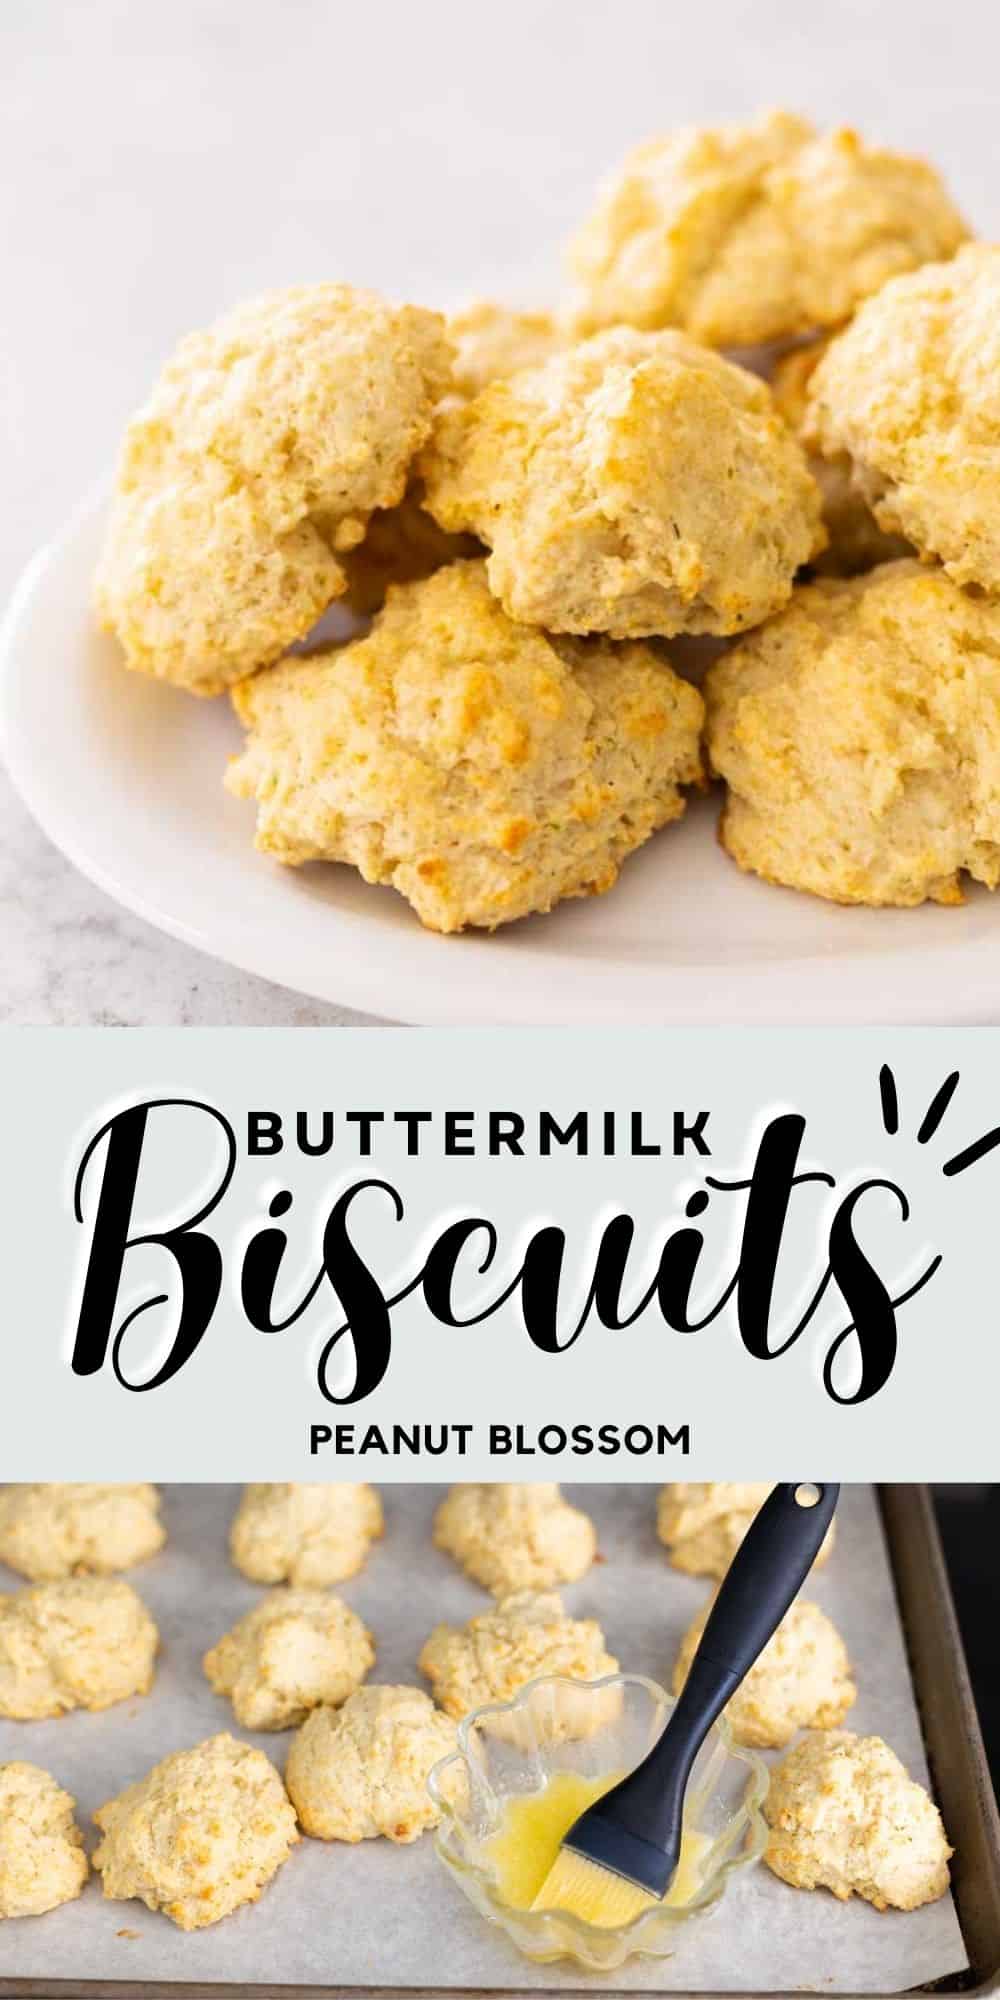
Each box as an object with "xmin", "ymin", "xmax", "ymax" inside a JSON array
[{"xmin": 3, "ymin": 0, "xmax": 997, "ymax": 1024}]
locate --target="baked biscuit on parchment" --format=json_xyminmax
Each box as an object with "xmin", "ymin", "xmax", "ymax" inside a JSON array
[
  {"xmin": 420, "ymin": 332, "xmax": 824, "ymax": 638},
  {"xmin": 0, "ymin": 1484, "xmax": 164, "ymax": 1582},
  {"xmin": 285, "ymin": 1685, "xmax": 457, "ymax": 1841},
  {"xmin": 0, "ymin": 1577, "xmax": 158, "ymax": 1719},
  {"xmin": 705, "ymin": 561, "xmax": 1000, "ymax": 907},
  {"xmin": 805, "ymin": 246, "xmax": 1000, "ymax": 595},
  {"xmin": 419, "ymin": 1588, "xmax": 618, "ymax": 1732},
  {"xmin": 95, "ymin": 286, "xmax": 452, "ymax": 693},
  {"xmin": 567, "ymin": 110, "xmax": 967, "ymax": 347},
  {"xmin": 433, "ymin": 1483, "xmax": 596, "ymax": 1594},
  {"xmin": 229, "ymin": 1483, "xmax": 383, "ymax": 1587},
  {"xmin": 204, "ymin": 1588, "xmax": 374, "ymax": 1731},
  {"xmin": 658, "ymin": 1484, "xmax": 835, "ymax": 1578},
  {"xmin": 673, "ymin": 1593, "xmax": 855, "ymax": 1747},
  {"xmin": 93, "ymin": 1733, "xmax": 298, "ymax": 1930},
  {"xmin": 765, "ymin": 1729, "xmax": 951, "ymax": 1910},
  {"xmin": 0, "ymin": 1763, "xmax": 88, "ymax": 1919},
  {"xmin": 225, "ymin": 560, "xmax": 704, "ymax": 934}
]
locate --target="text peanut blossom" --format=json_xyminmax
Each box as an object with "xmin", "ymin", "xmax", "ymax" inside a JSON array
[{"xmin": 69, "ymin": 1098, "xmax": 940, "ymax": 1408}]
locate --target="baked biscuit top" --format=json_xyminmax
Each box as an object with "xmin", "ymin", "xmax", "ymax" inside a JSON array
[
  {"xmin": 0, "ymin": 1763, "xmax": 89, "ymax": 1921},
  {"xmin": 92, "ymin": 1733, "xmax": 298, "ymax": 1931},
  {"xmin": 229, "ymin": 1482, "xmax": 384, "ymax": 1587},
  {"xmin": 0, "ymin": 1577, "xmax": 158, "ymax": 1719},
  {"xmin": 95, "ymin": 285, "xmax": 452, "ymax": 693},
  {"xmin": 433, "ymin": 1483, "xmax": 596, "ymax": 1594},
  {"xmin": 805, "ymin": 245, "xmax": 1000, "ymax": 593},
  {"xmin": 285, "ymin": 1685, "xmax": 458, "ymax": 1842},
  {"xmin": 225, "ymin": 560, "xmax": 704, "ymax": 934},
  {"xmin": 420, "ymin": 329, "xmax": 824, "ymax": 638},
  {"xmin": 567, "ymin": 110, "xmax": 967, "ymax": 346},
  {"xmin": 0, "ymin": 1484, "xmax": 164, "ymax": 1582},
  {"xmin": 706, "ymin": 560, "xmax": 1000, "ymax": 908},
  {"xmin": 418, "ymin": 1587, "xmax": 618, "ymax": 1719},
  {"xmin": 764, "ymin": 1729, "xmax": 951, "ymax": 1911},
  {"xmin": 204, "ymin": 1587, "xmax": 374, "ymax": 1731}
]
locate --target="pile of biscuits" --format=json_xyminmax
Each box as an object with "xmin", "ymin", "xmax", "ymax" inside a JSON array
[
  {"xmin": 0, "ymin": 1481, "xmax": 950, "ymax": 1932},
  {"xmin": 94, "ymin": 110, "xmax": 1000, "ymax": 929}
]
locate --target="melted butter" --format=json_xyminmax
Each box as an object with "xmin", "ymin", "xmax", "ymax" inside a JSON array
[{"xmin": 484, "ymin": 1769, "xmax": 710, "ymax": 1925}]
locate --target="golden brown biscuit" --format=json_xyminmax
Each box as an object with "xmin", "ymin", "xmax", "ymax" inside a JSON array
[
  {"xmin": 419, "ymin": 332, "xmax": 824, "ymax": 638},
  {"xmin": 658, "ymin": 1484, "xmax": 835, "ymax": 1578},
  {"xmin": 705, "ymin": 560, "xmax": 1000, "ymax": 907},
  {"xmin": 673, "ymin": 1593, "xmax": 855, "ymax": 1747},
  {"xmin": 418, "ymin": 1588, "xmax": 618, "ymax": 1723},
  {"xmin": 0, "ymin": 1763, "xmax": 88, "ymax": 1920},
  {"xmin": 805, "ymin": 246, "xmax": 1000, "ymax": 593},
  {"xmin": 225, "ymin": 560, "xmax": 704, "ymax": 934},
  {"xmin": 433, "ymin": 1484, "xmax": 596, "ymax": 1594},
  {"xmin": 770, "ymin": 341, "xmax": 910, "ymax": 574},
  {"xmin": 340, "ymin": 306, "xmax": 566, "ymax": 614},
  {"xmin": 446, "ymin": 302, "xmax": 568, "ymax": 398},
  {"xmin": 203, "ymin": 1588, "xmax": 374, "ymax": 1731},
  {"xmin": 95, "ymin": 286, "xmax": 452, "ymax": 693},
  {"xmin": 228, "ymin": 1483, "xmax": 383, "ymax": 1587},
  {"xmin": 92, "ymin": 1733, "xmax": 298, "ymax": 1930},
  {"xmin": 285, "ymin": 1686, "xmax": 458, "ymax": 1841},
  {"xmin": 0, "ymin": 1577, "xmax": 158, "ymax": 1719},
  {"xmin": 567, "ymin": 111, "xmax": 967, "ymax": 347},
  {"xmin": 764, "ymin": 1729, "xmax": 951, "ymax": 1910},
  {"xmin": 0, "ymin": 1484, "xmax": 165, "ymax": 1582}
]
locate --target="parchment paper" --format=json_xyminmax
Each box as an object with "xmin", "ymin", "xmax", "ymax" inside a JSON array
[{"xmin": 0, "ymin": 1485, "xmax": 968, "ymax": 1993}]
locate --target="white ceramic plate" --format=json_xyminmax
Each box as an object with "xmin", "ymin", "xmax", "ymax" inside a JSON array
[{"xmin": 3, "ymin": 496, "xmax": 1000, "ymax": 1025}]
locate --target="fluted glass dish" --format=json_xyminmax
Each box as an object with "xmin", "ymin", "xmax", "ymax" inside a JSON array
[{"xmin": 427, "ymin": 1671, "xmax": 769, "ymax": 1971}]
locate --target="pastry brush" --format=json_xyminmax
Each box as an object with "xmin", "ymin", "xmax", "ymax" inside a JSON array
[{"xmin": 531, "ymin": 1480, "xmax": 840, "ymax": 1927}]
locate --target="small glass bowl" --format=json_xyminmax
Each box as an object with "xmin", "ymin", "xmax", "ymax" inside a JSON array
[{"xmin": 427, "ymin": 1672, "xmax": 768, "ymax": 1971}]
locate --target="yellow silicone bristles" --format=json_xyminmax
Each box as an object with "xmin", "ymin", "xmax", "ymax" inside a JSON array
[{"xmin": 530, "ymin": 1847, "xmax": 660, "ymax": 1928}]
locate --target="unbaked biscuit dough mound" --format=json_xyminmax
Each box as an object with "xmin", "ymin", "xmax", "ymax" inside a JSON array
[
  {"xmin": 285, "ymin": 1685, "xmax": 458, "ymax": 1842},
  {"xmin": 0, "ymin": 1484, "xmax": 165, "ymax": 1582},
  {"xmin": 419, "ymin": 332, "xmax": 824, "ymax": 639},
  {"xmin": 765, "ymin": 1729, "xmax": 951, "ymax": 1910},
  {"xmin": 418, "ymin": 1588, "xmax": 618, "ymax": 1725},
  {"xmin": 0, "ymin": 1763, "xmax": 88, "ymax": 1920},
  {"xmin": 340, "ymin": 484, "xmax": 481, "ymax": 615},
  {"xmin": 0, "ymin": 1577, "xmax": 158, "ymax": 1719},
  {"xmin": 673, "ymin": 1594, "xmax": 855, "ymax": 1748},
  {"xmin": 566, "ymin": 110, "xmax": 967, "ymax": 348},
  {"xmin": 92, "ymin": 1733, "xmax": 298, "ymax": 1930},
  {"xmin": 446, "ymin": 302, "xmax": 568, "ymax": 399},
  {"xmin": 770, "ymin": 342, "xmax": 911, "ymax": 575},
  {"xmin": 705, "ymin": 561, "xmax": 1000, "ymax": 908},
  {"xmin": 225, "ymin": 561, "xmax": 704, "ymax": 934},
  {"xmin": 229, "ymin": 1483, "xmax": 383, "ymax": 1587},
  {"xmin": 433, "ymin": 1484, "xmax": 596, "ymax": 1595},
  {"xmin": 204, "ymin": 1588, "xmax": 374, "ymax": 1731},
  {"xmin": 658, "ymin": 1484, "xmax": 835, "ymax": 1579},
  {"xmin": 805, "ymin": 246, "xmax": 1000, "ymax": 594},
  {"xmin": 95, "ymin": 285, "xmax": 453, "ymax": 694}
]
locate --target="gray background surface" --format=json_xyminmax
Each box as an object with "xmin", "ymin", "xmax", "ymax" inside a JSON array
[
  {"xmin": 3, "ymin": 0, "xmax": 1000, "ymax": 1025},
  {"xmin": 0, "ymin": 1484, "xmax": 967, "ymax": 1991}
]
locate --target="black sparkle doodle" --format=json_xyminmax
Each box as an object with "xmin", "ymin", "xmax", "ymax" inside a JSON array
[{"xmin": 878, "ymin": 1064, "xmax": 1000, "ymax": 1176}]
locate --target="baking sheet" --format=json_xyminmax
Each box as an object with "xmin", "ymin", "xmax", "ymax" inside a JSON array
[{"xmin": 0, "ymin": 1484, "xmax": 969, "ymax": 1993}]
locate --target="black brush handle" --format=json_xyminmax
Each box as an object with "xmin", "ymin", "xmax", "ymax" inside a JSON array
[{"xmin": 600, "ymin": 1483, "xmax": 839, "ymax": 1864}]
